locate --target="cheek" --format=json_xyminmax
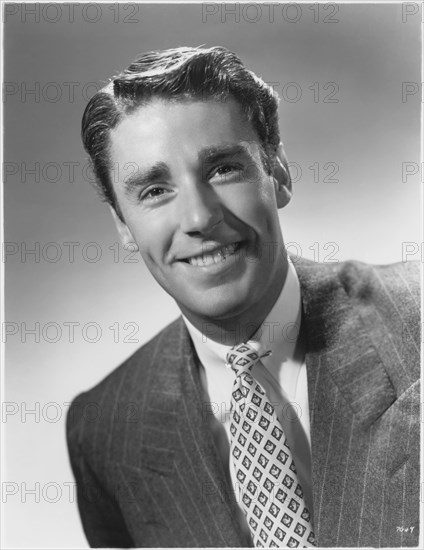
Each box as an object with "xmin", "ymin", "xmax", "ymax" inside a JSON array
[
  {"xmin": 226, "ymin": 185, "xmax": 277, "ymax": 232},
  {"xmin": 126, "ymin": 211, "xmax": 174, "ymax": 260}
]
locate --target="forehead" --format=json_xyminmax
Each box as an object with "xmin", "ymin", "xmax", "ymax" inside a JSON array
[{"xmin": 109, "ymin": 97, "xmax": 261, "ymax": 165}]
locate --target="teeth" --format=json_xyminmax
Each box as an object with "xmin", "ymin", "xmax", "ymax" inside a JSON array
[{"xmin": 188, "ymin": 243, "xmax": 239, "ymax": 266}]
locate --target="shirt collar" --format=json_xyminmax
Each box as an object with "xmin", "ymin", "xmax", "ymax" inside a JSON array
[{"xmin": 182, "ymin": 259, "xmax": 302, "ymax": 371}]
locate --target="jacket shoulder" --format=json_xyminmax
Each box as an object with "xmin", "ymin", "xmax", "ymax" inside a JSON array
[
  {"xmin": 336, "ymin": 259, "xmax": 420, "ymax": 305},
  {"xmin": 295, "ymin": 257, "xmax": 421, "ymax": 387},
  {"xmin": 66, "ymin": 316, "xmax": 183, "ymax": 442},
  {"xmin": 295, "ymin": 256, "xmax": 420, "ymax": 309}
]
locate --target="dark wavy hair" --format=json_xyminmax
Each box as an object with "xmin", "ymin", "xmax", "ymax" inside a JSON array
[{"xmin": 81, "ymin": 46, "xmax": 281, "ymax": 221}]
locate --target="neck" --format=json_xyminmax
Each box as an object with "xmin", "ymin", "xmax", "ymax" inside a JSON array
[{"xmin": 181, "ymin": 259, "xmax": 289, "ymax": 347}]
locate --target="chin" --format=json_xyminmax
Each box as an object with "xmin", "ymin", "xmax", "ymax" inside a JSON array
[{"xmin": 185, "ymin": 286, "xmax": 255, "ymax": 322}]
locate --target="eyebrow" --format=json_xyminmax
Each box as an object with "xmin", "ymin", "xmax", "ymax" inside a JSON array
[
  {"xmin": 198, "ymin": 143, "xmax": 254, "ymax": 165},
  {"xmin": 122, "ymin": 143, "xmax": 255, "ymax": 197},
  {"xmin": 123, "ymin": 162, "xmax": 170, "ymax": 197}
]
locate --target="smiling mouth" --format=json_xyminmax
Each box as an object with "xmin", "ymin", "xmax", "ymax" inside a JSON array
[{"xmin": 181, "ymin": 242, "xmax": 243, "ymax": 267}]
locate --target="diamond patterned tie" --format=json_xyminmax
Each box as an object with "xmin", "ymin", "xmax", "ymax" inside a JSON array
[{"xmin": 226, "ymin": 342, "xmax": 316, "ymax": 548}]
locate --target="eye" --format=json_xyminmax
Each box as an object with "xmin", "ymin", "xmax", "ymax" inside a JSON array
[
  {"xmin": 210, "ymin": 163, "xmax": 243, "ymax": 182},
  {"xmin": 139, "ymin": 186, "xmax": 169, "ymax": 202},
  {"xmin": 216, "ymin": 164, "xmax": 238, "ymax": 174}
]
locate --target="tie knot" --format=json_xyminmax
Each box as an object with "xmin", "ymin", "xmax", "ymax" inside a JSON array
[{"xmin": 226, "ymin": 342, "xmax": 270, "ymax": 376}]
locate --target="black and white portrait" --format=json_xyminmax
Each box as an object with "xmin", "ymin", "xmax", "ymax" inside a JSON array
[{"xmin": 3, "ymin": 2, "xmax": 421, "ymax": 548}]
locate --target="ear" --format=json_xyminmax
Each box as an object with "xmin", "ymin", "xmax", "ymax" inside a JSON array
[
  {"xmin": 272, "ymin": 142, "xmax": 292, "ymax": 209},
  {"xmin": 109, "ymin": 206, "xmax": 139, "ymax": 252}
]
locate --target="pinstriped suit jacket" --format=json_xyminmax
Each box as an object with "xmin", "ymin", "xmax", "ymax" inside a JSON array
[{"xmin": 66, "ymin": 258, "xmax": 421, "ymax": 547}]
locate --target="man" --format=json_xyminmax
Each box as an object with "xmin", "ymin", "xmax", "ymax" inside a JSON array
[{"xmin": 67, "ymin": 46, "xmax": 420, "ymax": 548}]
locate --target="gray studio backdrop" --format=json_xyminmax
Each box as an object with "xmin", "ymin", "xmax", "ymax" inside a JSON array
[{"xmin": 3, "ymin": 2, "xmax": 421, "ymax": 548}]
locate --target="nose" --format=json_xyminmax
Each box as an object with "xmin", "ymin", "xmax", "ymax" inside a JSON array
[{"xmin": 178, "ymin": 183, "xmax": 224, "ymax": 236}]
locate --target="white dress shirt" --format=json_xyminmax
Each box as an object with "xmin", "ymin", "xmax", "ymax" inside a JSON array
[{"xmin": 182, "ymin": 260, "xmax": 313, "ymax": 534}]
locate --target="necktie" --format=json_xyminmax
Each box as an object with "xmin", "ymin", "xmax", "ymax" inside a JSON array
[{"xmin": 226, "ymin": 342, "xmax": 316, "ymax": 548}]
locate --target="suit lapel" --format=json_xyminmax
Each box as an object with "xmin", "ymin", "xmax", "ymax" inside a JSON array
[
  {"xmin": 128, "ymin": 318, "xmax": 247, "ymax": 547},
  {"xmin": 179, "ymin": 320, "xmax": 253, "ymax": 546},
  {"xmin": 294, "ymin": 258, "xmax": 399, "ymax": 545}
]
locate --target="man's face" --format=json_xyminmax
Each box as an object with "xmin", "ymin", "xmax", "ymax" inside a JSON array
[{"xmin": 109, "ymin": 98, "xmax": 290, "ymax": 327}]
